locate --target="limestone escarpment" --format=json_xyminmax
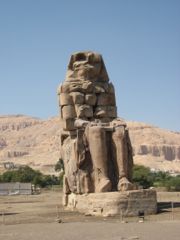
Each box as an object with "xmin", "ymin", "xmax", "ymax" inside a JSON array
[
  {"xmin": 0, "ymin": 115, "xmax": 40, "ymax": 131},
  {"xmin": 135, "ymin": 144, "xmax": 180, "ymax": 161},
  {"xmin": 0, "ymin": 115, "xmax": 61, "ymax": 174},
  {"xmin": 127, "ymin": 122, "xmax": 180, "ymax": 172}
]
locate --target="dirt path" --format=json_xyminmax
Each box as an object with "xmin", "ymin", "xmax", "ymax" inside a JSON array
[{"xmin": 0, "ymin": 221, "xmax": 180, "ymax": 240}]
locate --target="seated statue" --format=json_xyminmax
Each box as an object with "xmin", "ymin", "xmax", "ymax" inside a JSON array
[{"xmin": 58, "ymin": 51, "xmax": 134, "ymax": 195}]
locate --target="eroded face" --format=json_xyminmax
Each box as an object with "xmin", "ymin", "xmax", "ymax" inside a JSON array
[{"xmin": 72, "ymin": 52, "xmax": 102, "ymax": 79}]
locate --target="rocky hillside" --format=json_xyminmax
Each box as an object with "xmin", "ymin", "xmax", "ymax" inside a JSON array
[
  {"xmin": 127, "ymin": 122, "xmax": 180, "ymax": 173},
  {"xmin": 0, "ymin": 115, "xmax": 61, "ymax": 174},
  {"xmin": 0, "ymin": 115, "xmax": 180, "ymax": 175}
]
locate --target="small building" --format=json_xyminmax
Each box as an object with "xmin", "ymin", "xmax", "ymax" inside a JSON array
[
  {"xmin": 3, "ymin": 162, "xmax": 15, "ymax": 170},
  {"xmin": 0, "ymin": 182, "xmax": 32, "ymax": 195}
]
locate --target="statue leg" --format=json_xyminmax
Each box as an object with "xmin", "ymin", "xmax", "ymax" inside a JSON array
[
  {"xmin": 112, "ymin": 126, "xmax": 133, "ymax": 191},
  {"xmin": 86, "ymin": 126, "xmax": 111, "ymax": 192}
]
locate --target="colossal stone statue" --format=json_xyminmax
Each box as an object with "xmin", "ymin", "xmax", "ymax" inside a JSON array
[{"xmin": 58, "ymin": 51, "xmax": 134, "ymax": 195}]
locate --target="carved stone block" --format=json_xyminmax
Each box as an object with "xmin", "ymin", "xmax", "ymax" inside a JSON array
[
  {"xmin": 59, "ymin": 93, "xmax": 73, "ymax": 106},
  {"xmin": 107, "ymin": 106, "xmax": 117, "ymax": 118},
  {"xmin": 60, "ymin": 82, "xmax": 71, "ymax": 93},
  {"xmin": 63, "ymin": 119, "xmax": 75, "ymax": 131},
  {"xmin": 70, "ymin": 92, "xmax": 84, "ymax": 104},
  {"xmin": 85, "ymin": 94, "xmax": 97, "ymax": 105},
  {"xmin": 75, "ymin": 104, "xmax": 93, "ymax": 118},
  {"xmin": 94, "ymin": 82, "xmax": 109, "ymax": 93},
  {"xmin": 60, "ymin": 82, "xmax": 81, "ymax": 93},
  {"xmin": 94, "ymin": 106, "xmax": 108, "ymax": 118},
  {"xmin": 64, "ymin": 190, "xmax": 157, "ymax": 217},
  {"xmin": 62, "ymin": 105, "xmax": 76, "ymax": 119},
  {"xmin": 81, "ymin": 81, "xmax": 93, "ymax": 93},
  {"xmin": 97, "ymin": 117, "xmax": 111, "ymax": 123},
  {"xmin": 97, "ymin": 93, "xmax": 116, "ymax": 106}
]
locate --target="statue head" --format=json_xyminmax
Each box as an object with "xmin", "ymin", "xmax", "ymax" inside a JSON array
[{"xmin": 65, "ymin": 51, "xmax": 109, "ymax": 82}]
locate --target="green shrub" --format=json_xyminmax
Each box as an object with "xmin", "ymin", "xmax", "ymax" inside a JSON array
[
  {"xmin": 132, "ymin": 165, "xmax": 154, "ymax": 188},
  {"xmin": 0, "ymin": 166, "xmax": 61, "ymax": 188},
  {"xmin": 132, "ymin": 164, "xmax": 180, "ymax": 191}
]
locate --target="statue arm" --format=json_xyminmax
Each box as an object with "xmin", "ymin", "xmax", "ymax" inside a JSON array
[
  {"xmin": 111, "ymin": 118, "xmax": 127, "ymax": 128},
  {"xmin": 74, "ymin": 119, "xmax": 90, "ymax": 129}
]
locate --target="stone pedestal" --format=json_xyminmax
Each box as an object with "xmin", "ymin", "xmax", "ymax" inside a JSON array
[{"xmin": 63, "ymin": 189, "xmax": 157, "ymax": 217}]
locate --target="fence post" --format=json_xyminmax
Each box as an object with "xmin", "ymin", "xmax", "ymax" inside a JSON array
[
  {"xmin": 171, "ymin": 202, "xmax": 174, "ymax": 220},
  {"xmin": 2, "ymin": 212, "xmax": 5, "ymax": 224}
]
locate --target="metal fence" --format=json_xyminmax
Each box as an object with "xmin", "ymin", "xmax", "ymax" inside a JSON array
[{"xmin": 0, "ymin": 182, "xmax": 32, "ymax": 195}]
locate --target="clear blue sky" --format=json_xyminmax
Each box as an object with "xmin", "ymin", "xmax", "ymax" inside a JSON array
[{"xmin": 0, "ymin": 0, "xmax": 179, "ymax": 131}]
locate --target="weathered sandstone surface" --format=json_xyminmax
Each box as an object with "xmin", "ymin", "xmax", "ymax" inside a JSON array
[
  {"xmin": 65, "ymin": 189, "xmax": 157, "ymax": 217},
  {"xmin": 0, "ymin": 115, "xmax": 180, "ymax": 174}
]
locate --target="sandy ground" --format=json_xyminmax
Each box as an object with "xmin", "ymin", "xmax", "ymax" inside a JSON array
[
  {"xmin": 0, "ymin": 190, "xmax": 180, "ymax": 240},
  {"xmin": 1, "ymin": 221, "xmax": 180, "ymax": 240}
]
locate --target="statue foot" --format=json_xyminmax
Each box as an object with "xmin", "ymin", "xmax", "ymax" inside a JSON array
[
  {"xmin": 118, "ymin": 177, "xmax": 134, "ymax": 191},
  {"xmin": 96, "ymin": 178, "xmax": 112, "ymax": 192}
]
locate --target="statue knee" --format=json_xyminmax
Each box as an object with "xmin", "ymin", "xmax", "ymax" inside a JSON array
[
  {"xmin": 89, "ymin": 126, "xmax": 104, "ymax": 139},
  {"xmin": 113, "ymin": 126, "xmax": 125, "ymax": 140}
]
